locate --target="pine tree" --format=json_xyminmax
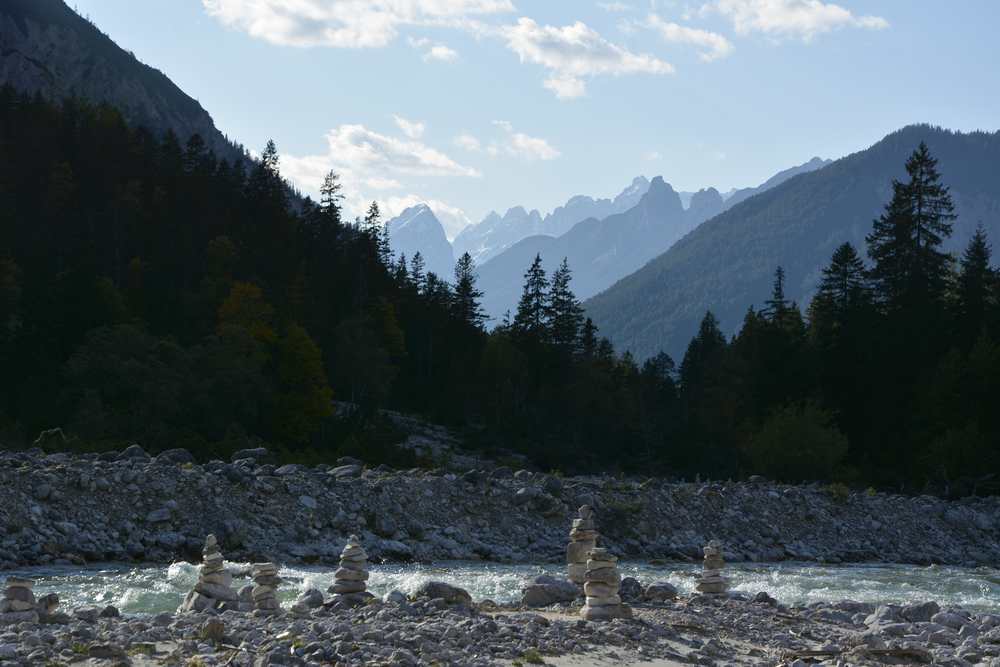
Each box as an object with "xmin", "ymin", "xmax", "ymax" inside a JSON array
[
  {"xmin": 410, "ymin": 252, "xmax": 426, "ymax": 293},
  {"xmin": 393, "ymin": 253, "xmax": 409, "ymax": 285},
  {"xmin": 955, "ymin": 225, "xmax": 995, "ymax": 345},
  {"xmin": 452, "ymin": 252, "xmax": 486, "ymax": 329},
  {"xmin": 546, "ymin": 258, "xmax": 584, "ymax": 352},
  {"xmin": 818, "ymin": 243, "xmax": 869, "ymax": 312},
  {"xmin": 679, "ymin": 311, "xmax": 727, "ymax": 393},
  {"xmin": 763, "ymin": 266, "xmax": 789, "ymax": 322},
  {"xmin": 319, "ymin": 170, "xmax": 344, "ymax": 224},
  {"xmin": 867, "ymin": 142, "xmax": 956, "ymax": 311},
  {"xmin": 580, "ymin": 318, "xmax": 599, "ymax": 357},
  {"xmin": 512, "ymin": 254, "xmax": 548, "ymax": 340}
]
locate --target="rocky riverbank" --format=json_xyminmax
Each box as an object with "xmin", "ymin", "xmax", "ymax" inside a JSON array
[
  {"xmin": 1, "ymin": 445, "xmax": 998, "ymax": 569},
  {"xmin": 1, "ymin": 583, "xmax": 999, "ymax": 666}
]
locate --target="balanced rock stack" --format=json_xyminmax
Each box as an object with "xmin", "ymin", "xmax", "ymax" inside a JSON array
[
  {"xmin": 580, "ymin": 547, "xmax": 631, "ymax": 621},
  {"xmin": 251, "ymin": 563, "xmax": 282, "ymax": 614},
  {"xmin": 695, "ymin": 540, "xmax": 729, "ymax": 595},
  {"xmin": 180, "ymin": 534, "xmax": 239, "ymax": 612},
  {"xmin": 1, "ymin": 577, "xmax": 39, "ymax": 624},
  {"xmin": 328, "ymin": 535, "xmax": 372, "ymax": 605},
  {"xmin": 567, "ymin": 505, "xmax": 598, "ymax": 585}
]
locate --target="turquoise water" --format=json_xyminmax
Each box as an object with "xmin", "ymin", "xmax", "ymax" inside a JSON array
[{"xmin": 3, "ymin": 561, "xmax": 998, "ymax": 615}]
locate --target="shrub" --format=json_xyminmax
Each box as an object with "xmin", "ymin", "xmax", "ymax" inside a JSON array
[{"xmin": 747, "ymin": 402, "xmax": 848, "ymax": 483}]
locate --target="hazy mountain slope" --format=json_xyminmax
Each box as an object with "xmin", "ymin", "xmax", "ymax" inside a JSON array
[
  {"xmin": 479, "ymin": 177, "xmax": 717, "ymax": 322},
  {"xmin": 0, "ymin": 0, "xmax": 242, "ymax": 161},
  {"xmin": 386, "ymin": 204, "xmax": 455, "ymax": 279},
  {"xmin": 724, "ymin": 157, "xmax": 832, "ymax": 208},
  {"xmin": 455, "ymin": 176, "xmax": 652, "ymax": 265},
  {"xmin": 586, "ymin": 125, "xmax": 1000, "ymax": 361}
]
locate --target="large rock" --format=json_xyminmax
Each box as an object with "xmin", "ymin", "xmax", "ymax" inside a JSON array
[
  {"xmin": 644, "ymin": 582, "xmax": 678, "ymax": 602},
  {"xmin": 521, "ymin": 575, "xmax": 579, "ymax": 607},
  {"xmin": 413, "ymin": 581, "xmax": 472, "ymax": 606},
  {"xmin": 155, "ymin": 448, "xmax": 195, "ymax": 464}
]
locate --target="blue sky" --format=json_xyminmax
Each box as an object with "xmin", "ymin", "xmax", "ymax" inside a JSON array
[{"xmin": 72, "ymin": 0, "xmax": 1000, "ymax": 237}]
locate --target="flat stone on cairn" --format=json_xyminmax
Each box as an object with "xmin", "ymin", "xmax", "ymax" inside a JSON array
[
  {"xmin": 180, "ymin": 534, "xmax": 239, "ymax": 613},
  {"xmin": 251, "ymin": 563, "xmax": 282, "ymax": 614},
  {"xmin": 1, "ymin": 576, "xmax": 39, "ymax": 624},
  {"xmin": 580, "ymin": 548, "xmax": 632, "ymax": 621},
  {"xmin": 328, "ymin": 535, "xmax": 373, "ymax": 606},
  {"xmin": 695, "ymin": 540, "xmax": 729, "ymax": 595},
  {"xmin": 567, "ymin": 505, "xmax": 598, "ymax": 585}
]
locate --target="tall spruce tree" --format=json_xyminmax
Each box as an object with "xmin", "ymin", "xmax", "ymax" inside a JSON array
[
  {"xmin": 955, "ymin": 225, "xmax": 995, "ymax": 346},
  {"xmin": 512, "ymin": 254, "xmax": 549, "ymax": 340},
  {"xmin": 546, "ymin": 258, "xmax": 584, "ymax": 352},
  {"xmin": 410, "ymin": 252, "xmax": 426, "ymax": 293},
  {"xmin": 452, "ymin": 252, "xmax": 486, "ymax": 329},
  {"xmin": 763, "ymin": 266, "xmax": 789, "ymax": 322},
  {"xmin": 319, "ymin": 170, "xmax": 344, "ymax": 224},
  {"xmin": 867, "ymin": 142, "xmax": 956, "ymax": 311}
]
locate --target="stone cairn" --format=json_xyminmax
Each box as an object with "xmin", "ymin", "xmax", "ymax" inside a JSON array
[
  {"xmin": 567, "ymin": 505, "xmax": 598, "ymax": 586},
  {"xmin": 180, "ymin": 534, "xmax": 239, "ymax": 612},
  {"xmin": 581, "ymin": 547, "xmax": 631, "ymax": 621},
  {"xmin": 251, "ymin": 563, "xmax": 282, "ymax": 614},
  {"xmin": 1, "ymin": 577, "xmax": 39, "ymax": 624},
  {"xmin": 328, "ymin": 535, "xmax": 372, "ymax": 605},
  {"xmin": 695, "ymin": 540, "xmax": 729, "ymax": 595}
]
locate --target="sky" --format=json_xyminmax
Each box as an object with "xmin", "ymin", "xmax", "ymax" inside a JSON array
[{"xmin": 71, "ymin": 0, "xmax": 1000, "ymax": 238}]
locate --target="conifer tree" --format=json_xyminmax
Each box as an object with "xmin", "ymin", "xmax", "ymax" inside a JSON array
[
  {"xmin": 867, "ymin": 142, "xmax": 956, "ymax": 311},
  {"xmin": 512, "ymin": 254, "xmax": 548, "ymax": 340},
  {"xmin": 818, "ymin": 243, "xmax": 869, "ymax": 312},
  {"xmin": 410, "ymin": 252, "xmax": 426, "ymax": 293},
  {"xmin": 763, "ymin": 266, "xmax": 789, "ymax": 322},
  {"xmin": 452, "ymin": 252, "xmax": 486, "ymax": 329},
  {"xmin": 580, "ymin": 318, "xmax": 599, "ymax": 357},
  {"xmin": 393, "ymin": 253, "xmax": 409, "ymax": 285},
  {"xmin": 546, "ymin": 258, "xmax": 584, "ymax": 352},
  {"xmin": 955, "ymin": 225, "xmax": 995, "ymax": 345},
  {"xmin": 319, "ymin": 170, "xmax": 344, "ymax": 224}
]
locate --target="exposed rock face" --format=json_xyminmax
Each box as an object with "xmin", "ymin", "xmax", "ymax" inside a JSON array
[
  {"xmin": 1, "ymin": 446, "xmax": 999, "ymax": 569},
  {"xmin": 0, "ymin": 0, "xmax": 243, "ymax": 163}
]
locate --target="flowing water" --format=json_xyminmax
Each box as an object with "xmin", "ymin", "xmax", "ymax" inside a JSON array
[{"xmin": 4, "ymin": 561, "xmax": 998, "ymax": 616}]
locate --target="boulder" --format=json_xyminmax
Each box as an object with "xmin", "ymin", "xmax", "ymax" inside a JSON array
[
  {"xmin": 330, "ymin": 464, "xmax": 363, "ymax": 479},
  {"xmin": 619, "ymin": 577, "xmax": 643, "ymax": 602},
  {"xmin": 155, "ymin": 448, "xmax": 195, "ymax": 464},
  {"xmin": 902, "ymin": 601, "xmax": 941, "ymax": 623},
  {"xmin": 413, "ymin": 581, "xmax": 472, "ymax": 606},
  {"xmin": 644, "ymin": 582, "xmax": 678, "ymax": 603},
  {"xmin": 521, "ymin": 575, "xmax": 579, "ymax": 607},
  {"xmin": 231, "ymin": 447, "xmax": 269, "ymax": 462},
  {"xmin": 116, "ymin": 444, "xmax": 149, "ymax": 461}
]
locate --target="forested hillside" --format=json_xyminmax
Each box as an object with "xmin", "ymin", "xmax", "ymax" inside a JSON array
[{"xmin": 587, "ymin": 125, "xmax": 1000, "ymax": 361}]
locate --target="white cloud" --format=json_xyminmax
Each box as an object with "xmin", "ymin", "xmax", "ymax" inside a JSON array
[
  {"xmin": 382, "ymin": 195, "xmax": 473, "ymax": 240},
  {"xmin": 499, "ymin": 18, "xmax": 674, "ymax": 99},
  {"xmin": 598, "ymin": 1, "xmax": 633, "ymax": 11},
  {"xmin": 702, "ymin": 0, "xmax": 889, "ymax": 41},
  {"xmin": 202, "ymin": 0, "xmax": 515, "ymax": 48},
  {"xmin": 393, "ymin": 114, "xmax": 426, "ymax": 139},
  {"xmin": 492, "ymin": 120, "xmax": 560, "ymax": 160},
  {"xmin": 408, "ymin": 36, "xmax": 460, "ymax": 61},
  {"xmin": 645, "ymin": 14, "xmax": 734, "ymax": 62},
  {"xmin": 454, "ymin": 133, "xmax": 482, "ymax": 151},
  {"xmin": 645, "ymin": 150, "xmax": 663, "ymax": 161},
  {"xmin": 278, "ymin": 123, "xmax": 480, "ymax": 219}
]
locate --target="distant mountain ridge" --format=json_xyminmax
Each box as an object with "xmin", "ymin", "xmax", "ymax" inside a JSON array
[
  {"xmin": 474, "ymin": 157, "xmax": 831, "ymax": 324},
  {"xmin": 0, "ymin": 0, "xmax": 242, "ymax": 162},
  {"xmin": 454, "ymin": 176, "xmax": 652, "ymax": 265},
  {"xmin": 585, "ymin": 125, "xmax": 1000, "ymax": 361}
]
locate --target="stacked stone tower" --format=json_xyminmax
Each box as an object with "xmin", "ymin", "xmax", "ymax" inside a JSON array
[
  {"xmin": 695, "ymin": 540, "xmax": 729, "ymax": 595},
  {"xmin": 328, "ymin": 535, "xmax": 372, "ymax": 606},
  {"xmin": 567, "ymin": 505, "xmax": 598, "ymax": 585},
  {"xmin": 180, "ymin": 534, "xmax": 239, "ymax": 612},
  {"xmin": 580, "ymin": 547, "xmax": 631, "ymax": 620}
]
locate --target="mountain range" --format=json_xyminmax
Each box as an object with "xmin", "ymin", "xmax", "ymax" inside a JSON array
[
  {"xmin": 0, "ymin": 0, "xmax": 242, "ymax": 162},
  {"xmin": 452, "ymin": 176, "xmax": 652, "ymax": 266},
  {"xmin": 585, "ymin": 125, "xmax": 1000, "ymax": 361}
]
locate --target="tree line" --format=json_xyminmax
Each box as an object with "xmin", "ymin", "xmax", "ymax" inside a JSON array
[{"xmin": 0, "ymin": 88, "xmax": 995, "ymax": 494}]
